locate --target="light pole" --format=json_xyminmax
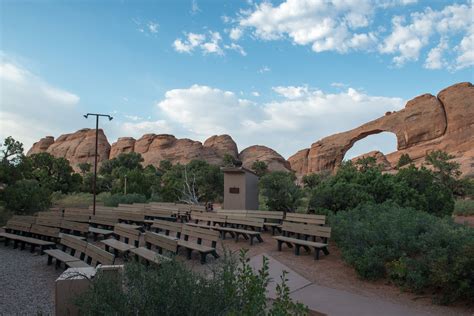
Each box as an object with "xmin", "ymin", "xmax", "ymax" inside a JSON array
[{"xmin": 84, "ymin": 113, "xmax": 113, "ymax": 215}]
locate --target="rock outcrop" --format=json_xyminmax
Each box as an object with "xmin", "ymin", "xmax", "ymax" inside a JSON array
[
  {"xmin": 28, "ymin": 129, "xmax": 111, "ymax": 171},
  {"xmin": 288, "ymin": 82, "xmax": 474, "ymax": 177},
  {"xmin": 350, "ymin": 151, "xmax": 391, "ymax": 171},
  {"xmin": 239, "ymin": 145, "xmax": 291, "ymax": 172},
  {"xmin": 109, "ymin": 137, "xmax": 136, "ymax": 159}
]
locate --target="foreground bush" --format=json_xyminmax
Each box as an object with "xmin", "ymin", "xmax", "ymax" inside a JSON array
[
  {"xmin": 102, "ymin": 193, "xmax": 147, "ymax": 207},
  {"xmin": 76, "ymin": 250, "xmax": 308, "ymax": 315},
  {"xmin": 331, "ymin": 202, "xmax": 474, "ymax": 304},
  {"xmin": 3, "ymin": 179, "xmax": 51, "ymax": 214},
  {"xmin": 453, "ymin": 199, "xmax": 474, "ymax": 216}
]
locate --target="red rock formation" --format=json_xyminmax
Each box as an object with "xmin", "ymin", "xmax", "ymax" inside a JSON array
[
  {"xmin": 239, "ymin": 145, "xmax": 291, "ymax": 172},
  {"xmin": 27, "ymin": 129, "xmax": 111, "ymax": 171},
  {"xmin": 27, "ymin": 136, "xmax": 55, "ymax": 155},
  {"xmin": 203, "ymin": 135, "xmax": 239, "ymax": 158},
  {"xmin": 350, "ymin": 151, "xmax": 391, "ymax": 171},
  {"xmin": 288, "ymin": 82, "xmax": 473, "ymax": 177},
  {"xmin": 109, "ymin": 137, "xmax": 136, "ymax": 159}
]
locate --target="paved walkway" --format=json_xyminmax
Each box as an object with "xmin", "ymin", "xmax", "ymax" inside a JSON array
[{"xmin": 249, "ymin": 253, "xmax": 432, "ymax": 316}]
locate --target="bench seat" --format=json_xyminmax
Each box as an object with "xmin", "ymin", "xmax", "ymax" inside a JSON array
[
  {"xmin": 101, "ymin": 238, "xmax": 136, "ymax": 254},
  {"xmin": 177, "ymin": 240, "xmax": 215, "ymax": 253},
  {"xmin": 274, "ymin": 236, "xmax": 329, "ymax": 260},
  {"xmin": 44, "ymin": 249, "xmax": 90, "ymax": 269},
  {"xmin": 216, "ymin": 226, "xmax": 263, "ymax": 245},
  {"xmin": 130, "ymin": 247, "xmax": 170, "ymax": 265},
  {"xmin": 66, "ymin": 260, "xmax": 91, "ymax": 268},
  {"xmin": 88, "ymin": 227, "xmax": 114, "ymax": 240},
  {"xmin": 0, "ymin": 232, "xmax": 55, "ymax": 253},
  {"xmin": 185, "ymin": 222, "xmax": 216, "ymax": 229}
]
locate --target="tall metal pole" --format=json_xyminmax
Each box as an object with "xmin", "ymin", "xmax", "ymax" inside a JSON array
[
  {"xmin": 84, "ymin": 113, "xmax": 113, "ymax": 216},
  {"xmin": 93, "ymin": 115, "xmax": 99, "ymax": 216}
]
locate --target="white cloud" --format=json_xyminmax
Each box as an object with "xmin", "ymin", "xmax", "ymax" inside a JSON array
[
  {"xmin": 155, "ymin": 84, "xmax": 405, "ymax": 157},
  {"xmin": 147, "ymin": 22, "xmax": 159, "ymax": 34},
  {"xmin": 454, "ymin": 28, "xmax": 474, "ymax": 70},
  {"xmin": 380, "ymin": 3, "xmax": 473, "ymax": 68},
  {"xmin": 251, "ymin": 91, "xmax": 260, "ymax": 97},
  {"xmin": 173, "ymin": 31, "xmax": 225, "ymax": 55},
  {"xmin": 424, "ymin": 38, "xmax": 448, "ymax": 69},
  {"xmin": 120, "ymin": 120, "xmax": 172, "ymax": 138},
  {"xmin": 272, "ymin": 85, "xmax": 310, "ymax": 99},
  {"xmin": 238, "ymin": 0, "xmax": 378, "ymax": 53},
  {"xmin": 224, "ymin": 43, "xmax": 247, "ymax": 56},
  {"xmin": 191, "ymin": 0, "xmax": 201, "ymax": 14},
  {"xmin": 258, "ymin": 66, "xmax": 270, "ymax": 73},
  {"xmin": 0, "ymin": 61, "xmax": 82, "ymax": 151},
  {"xmin": 229, "ymin": 27, "xmax": 243, "ymax": 41}
]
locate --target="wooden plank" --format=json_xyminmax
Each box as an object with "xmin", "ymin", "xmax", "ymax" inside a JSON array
[
  {"xmin": 285, "ymin": 213, "xmax": 326, "ymax": 225},
  {"xmin": 85, "ymin": 244, "xmax": 115, "ymax": 265},
  {"xmin": 144, "ymin": 232, "xmax": 178, "ymax": 253},
  {"xmin": 30, "ymin": 224, "xmax": 60, "ymax": 238},
  {"xmin": 61, "ymin": 234, "xmax": 87, "ymax": 253},
  {"xmin": 63, "ymin": 213, "xmax": 90, "ymax": 223},
  {"xmin": 116, "ymin": 210, "xmax": 145, "ymax": 222},
  {"xmin": 246, "ymin": 211, "xmax": 284, "ymax": 221},
  {"xmin": 37, "ymin": 211, "xmax": 63, "ymax": 218},
  {"xmin": 181, "ymin": 225, "xmax": 219, "ymax": 243},
  {"xmin": 226, "ymin": 216, "xmax": 264, "ymax": 229},
  {"xmin": 114, "ymin": 224, "xmax": 140, "ymax": 242},
  {"xmin": 151, "ymin": 220, "xmax": 182, "ymax": 234},
  {"xmin": 6, "ymin": 220, "xmax": 32, "ymax": 232},
  {"xmin": 281, "ymin": 221, "xmax": 331, "ymax": 238},
  {"xmin": 11, "ymin": 215, "xmax": 37, "ymax": 224},
  {"xmin": 36, "ymin": 217, "xmax": 62, "ymax": 228},
  {"xmin": 60, "ymin": 220, "xmax": 89, "ymax": 233}
]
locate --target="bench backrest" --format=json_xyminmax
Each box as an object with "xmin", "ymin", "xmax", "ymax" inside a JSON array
[
  {"xmin": 60, "ymin": 220, "xmax": 89, "ymax": 233},
  {"xmin": 37, "ymin": 211, "xmax": 63, "ymax": 218},
  {"xmin": 11, "ymin": 215, "xmax": 37, "ymax": 224},
  {"xmin": 145, "ymin": 232, "xmax": 178, "ymax": 253},
  {"xmin": 61, "ymin": 234, "xmax": 88, "ymax": 255},
  {"xmin": 226, "ymin": 216, "xmax": 265, "ymax": 229},
  {"xmin": 144, "ymin": 208, "xmax": 175, "ymax": 219},
  {"xmin": 6, "ymin": 220, "xmax": 31, "ymax": 233},
  {"xmin": 64, "ymin": 208, "xmax": 93, "ymax": 215},
  {"xmin": 151, "ymin": 220, "xmax": 182, "ymax": 238},
  {"xmin": 191, "ymin": 212, "xmax": 226, "ymax": 225},
  {"xmin": 181, "ymin": 225, "xmax": 219, "ymax": 246},
  {"xmin": 117, "ymin": 204, "xmax": 146, "ymax": 212},
  {"xmin": 35, "ymin": 217, "xmax": 62, "ymax": 228},
  {"xmin": 216, "ymin": 209, "xmax": 248, "ymax": 217},
  {"xmin": 90, "ymin": 215, "xmax": 118, "ymax": 227},
  {"xmin": 116, "ymin": 210, "xmax": 145, "ymax": 222},
  {"xmin": 246, "ymin": 211, "xmax": 284, "ymax": 221},
  {"xmin": 63, "ymin": 212, "xmax": 90, "ymax": 223},
  {"xmin": 281, "ymin": 221, "xmax": 331, "ymax": 239},
  {"xmin": 284, "ymin": 213, "xmax": 326, "ymax": 225},
  {"xmin": 89, "ymin": 205, "xmax": 117, "ymax": 212},
  {"xmin": 85, "ymin": 243, "xmax": 115, "ymax": 266},
  {"xmin": 30, "ymin": 224, "xmax": 60, "ymax": 238},
  {"xmin": 114, "ymin": 223, "xmax": 140, "ymax": 246}
]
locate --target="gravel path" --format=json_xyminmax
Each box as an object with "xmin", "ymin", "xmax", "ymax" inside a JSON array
[{"xmin": 0, "ymin": 244, "xmax": 61, "ymax": 315}]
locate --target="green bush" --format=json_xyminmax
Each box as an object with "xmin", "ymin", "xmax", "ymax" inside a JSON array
[
  {"xmin": 51, "ymin": 191, "xmax": 111, "ymax": 208},
  {"xmin": 260, "ymin": 171, "xmax": 303, "ymax": 213},
  {"xmin": 331, "ymin": 202, "xmax": 474, "ymax": 304},
  {"xmin": 453, "ymin": 199, "xmax": 474, "ymax": 216},
  {"xmin": 102, "ymin": 193, "xmax": 147, "ymax": 207},
  {"xmin": 3, "ymin": 179, "xmax": 51, "ymax": 214},
  {"xmin": 75, "ymin": 250, "xmax": 308, "ymax": 315}
]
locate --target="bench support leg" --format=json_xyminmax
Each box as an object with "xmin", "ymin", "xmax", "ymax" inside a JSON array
[
  {"xmin": 186, "ymin": 248, "xmax": 193, "ymax": 260},
  {"xmin": 200, "ymin": 252, "xmax": 207, "ymax": 264},
  {"xmin": 277, "ymin": 240, "xmax": 283, "ymax": 251},
  {"xmin": 314, "ymin": 249, "xmax": 320, "ymax": 260},
  {"xmin": 30, "ymin": 245, "xmax": 36, "ymax": 253},
  {"xmin": 250, "ymin": 236, "xmax": 254, "ymax": 246},
  {"xmin": 322, "ymin": 247, "xmax": 330, "ymax": 256},
  {"xmin": 47, "ymin": 255, "xmax": 53, "ymax": 265},
  {"xmin": 303, "ymin": 245, "xmax": 311, "ymax": 253},
  {"xmin": 211, "ymin": 251, "xmax": 219, "ymax": 259},
  {"xmin": 13, "ymin": 240, "xmax": 18, "ymax": 249},
  {"xmin": 257, "ymin": 235, "xmax": 264, "ymax": 243},
  {"xmin": 295, "ymin": 245, "xmax": 301, "ymax": 256}
]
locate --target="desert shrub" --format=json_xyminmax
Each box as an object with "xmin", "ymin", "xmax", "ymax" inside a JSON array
[
  {"xmin": 51, "ymin": 192, "xmax": 111, "ymax": 208},
  {"xmin": 260, "ymin": 171, "xmax": 303, "ymax": 213},
  {"xmin": 102, "ymin": 193, "xmax": 147, "ymax": 207},
  {"xmin": 397, "ymin": 153, "xmax": 413, "ymax": 168},
  {"xmin": 75, "ymin": 250, "xmax": 308, "ymax": 315},
  {"xmin": 453, "ymin": 199, "xmax": 474, "ymax": 216},
  {"xmin": 251, "ymin": 160, "xmax": 268, "ymax": 178},
  {"xmin": 3, "ymin": 179, "xmax": 51, "ymax": 214},
  {"xmin": 0, "ymin": 205, "xmax": 13, "ymax": 226},
  {"xmin": 331, "ymin": 202, "xmax": 474, "ymax": 304}
]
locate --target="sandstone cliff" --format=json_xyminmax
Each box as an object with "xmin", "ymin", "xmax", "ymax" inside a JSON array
[{"xmin": 288, "ymin": 82, "xmax": 473, "ymax": 178}]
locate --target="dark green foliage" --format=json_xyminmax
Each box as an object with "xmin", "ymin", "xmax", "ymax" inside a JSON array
[
  {"xmin": 260, "ymin": 171, "xmax": 303, "ymax": 213},
  {"xmin": 251, "ymin": 160, "xmax": 268, "ymax": 178},
  {"xmin": 1, "ymin": 136, "xmax": 24, "ymax": 164},
  {"xmin": 397, "ymin": 153, "xmax": 413, "ymax": 168},
  {"xmin": 159, "ymin": 159, "xmax": 173, "ymax": 171},
  {"xmin": 308, "ymin": 161, "xmax": 455, "ymax": 217},
  {"xmin": 222, "ymin": 153, "xmax": 237, "ymax": 167},
  {"xmin": 301, "ymin": 172, "xmax": 328, "ymax": 189},
  {"xmin": 160, "ymin": 160, "xmax": 224, "ymax": 203},
  {"xmin": 331, "ymin": 202, "xmax": 474, "ymax": 304},
  {"xmin": 75, "ymin": 250, "xmax": 308, "ymax": 315},
  {"xmin": 102, "ymin": 193, "xmax": 147, "ymax": 207},
  {"xmin": 77, "ymin": 162, "xmax": 91, "ymax": 175},
  {"xmin": 3, "ymin": 179, "xmax": 51, "ymax": 213},
  {"xmin": 425, "ymin": 150, "xmax": 466, "ymax": 196}
]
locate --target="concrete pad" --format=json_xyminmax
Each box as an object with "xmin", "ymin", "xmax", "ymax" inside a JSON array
[
  {"xmin": 290, "ymin": 284, "xmax": 431, "ymax": 316},
  {"xmin": 248, "ymin": 253, "xmax": 312, "ymax": 299}
]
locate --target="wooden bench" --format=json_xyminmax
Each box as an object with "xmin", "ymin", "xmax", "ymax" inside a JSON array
[
  {"xmin": 90, "ymin": 210, "xmax": 118, "ymax": 229},
  {"xmin": 60, "ymin": 220, "xmax": 89, "ymax": 237},
  {"xmin": 35, "ymin": 216, "xmax": 62, "ymax": 228},
  {"xmin": 274, "ymin": 222, "xmax": 331, "ymax": 260},
  {"xmin": 178, "ymin": 225, "xmax": 219, "ymax": 264},
  {"xmin": 4, "ymin": 220, "xmax": 32, "ymax": 236},
  {"xmin": 10, "ymin": 215, "xmax": 37, "ymax": 224},
  {"xmin": 247, "ymin": 211, "xmax": 284, "ymax": 235},
  {"xmin": 30, "ymin": 224, "xmax": 61, "ymax": 242},
  {"xmin": 116, "ymin": 209, "xmax": 146, "ymax": 225},
  {"xmin": 62, "ymin": 210, "xmax": 91, "ymax": 223},
  {"xmin": 284, "ymin": 213, "xmax": 326, "ymax": 226},
  {"xmin": 101, "ymin": 223, "xmax": 140, "ymax": 256},
  {"xmin": 190, "ymin": 212, "xmax": 227, "ymax": 226},
  {"xmin": 130, "ymin": 232, "xmax": 176, "ymax": 265},
  {"xmin": 150, "ymin": 220, "xmax": 182, "ymax": 240},
  {"xmin": 217, "ymin": 216, "xmax": 264, "ymax": 245},
  {"xmin": 88, "ymin": 226, "xmax": 114, "ymax": 240},
  {"xmin": 44, "ymin": 235, "xmax": 90, "ymax": 269},
  {"xmin": 85, "ymin": 243, "xmax": 115, "ymax": 266},
  {"xmin": 1, "ymin": 231, "xmax": 55, "ymax": 254}
]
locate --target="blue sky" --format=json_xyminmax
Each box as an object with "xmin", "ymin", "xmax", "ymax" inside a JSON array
[{"xmin": 1, "ymin": 0, "xmax": 473, "ymax": 159}]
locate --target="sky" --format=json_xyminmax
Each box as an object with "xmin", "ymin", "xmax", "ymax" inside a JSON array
[{"xmin": 0, "ymin": 0, "xmax": 473, "ymax": 160}]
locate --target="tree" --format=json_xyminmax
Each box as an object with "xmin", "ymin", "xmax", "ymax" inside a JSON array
[
  {"xmin": 78, "ymin": 162, "xmax": 91, "ymax": 175},
  {"xmin": 251, "ymin": 160, "xmax": 268, "ymax": 178},
  {"xmin": 1, "ymin": 136, "xmax": 24, "ymax": 164},
  {"xmin": 159, "ymin": 159, "xmax": 173, "ymax": 172},
  {"xmin": 4, "ymin": 179, "xmax": 51, "ymax": 214},
  {"xmin": 29, "ymin": 153, "xmax": 80, "ymax": 193},
  {"xmin": 260, "ymin": 171, "xmax": 303, "ymax": 214},
  {"xmin": 222, "ymin": 154, "xmax": 237, "ymax": 167},
  {"xmin": 0, "ymin": 137, "xmax": 30, "ymax": 185},
  {"xmin": 302, "ymin": 172, "xmax": 328, "ymax": 189},
  {"xmin": 425, "ymin": 150, "xmax": 463, "ymax": 195},
  {"xmin": 397, "ymin": 153, "xmax": 413, "ymax": 168}
]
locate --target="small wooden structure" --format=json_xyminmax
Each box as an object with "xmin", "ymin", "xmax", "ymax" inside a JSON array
[{"xmin": 222, "ymin": 166, "xmax": 259, "ymax": 210}]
